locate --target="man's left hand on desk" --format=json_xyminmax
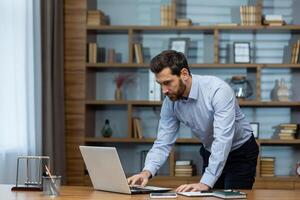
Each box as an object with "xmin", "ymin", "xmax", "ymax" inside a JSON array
[{"xmin": 175, "ymin": 182, "xmax": 210, "ymax": 192}]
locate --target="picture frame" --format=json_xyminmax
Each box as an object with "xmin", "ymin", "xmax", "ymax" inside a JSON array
[
  {"xmin": 233, "ymin": 42, "xmax": 250, "ymax": 63},
  {"xmin": 250, "ymin": 122, "xmax": 259, "ymax": 139},
  {"xmin": 169, "ymin": 38, "xmax": 190, "ymax": 55}
]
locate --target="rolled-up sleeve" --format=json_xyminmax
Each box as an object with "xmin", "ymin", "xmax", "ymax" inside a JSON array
[
  {"xmin": 200, "ymin": 84, "xmax": 236, "ymax": 187},
  {"xmin": 143, "ymin": 99, "xmax": 179, "ymax": 177}
]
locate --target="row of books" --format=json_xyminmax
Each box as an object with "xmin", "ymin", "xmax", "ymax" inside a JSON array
[
  {"xmin": 260, "ymin": 157, "xmax": 275, "ymax": 177},
  {"xmin": 174, "ymin": 160, "xmax": 195, "ymax": 177},
  {"xmin": 87, "ymin": 10, "xmax": 109, "ymax": 26},
  {"xmin": 87, "ymin": 43, "xmax": 120, "ymax": 63},
  {"xmin": 240, "ymin": 5, "xmax": 261, "ymax": 26},
  {"xmin": 87, "ymin": 43, "xmax": 105, "ymax": 63},
  {"xmin": 132, "ymin": 118, "xmax": 143, "ymax": 139},
  {"xmin": 263, "ymin": 15, "xmax": 285, "ymax": 26},
  {"xmin": 278, "ymin": 123, "xmax": 298, "ymax": 140},
  {"xmin": 160, "ymin": 0, "xmax": 176, "ymax": 26},
  {"xmin": 291, "ymin": 40, "xmax": 300, "ymax": 64}
]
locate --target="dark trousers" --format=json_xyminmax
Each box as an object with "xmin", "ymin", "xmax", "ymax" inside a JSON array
[{"xmin": 200, "ymin": 134, "xmax": 259, "ymax": 189}]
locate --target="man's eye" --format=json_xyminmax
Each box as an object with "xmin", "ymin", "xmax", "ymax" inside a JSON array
[{"xmin": 164, "ymin": 81, "xmax": 171, "ymax": 85}]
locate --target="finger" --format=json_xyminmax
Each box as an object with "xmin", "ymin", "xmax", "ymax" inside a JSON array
[
  {"xmin": 127, "ymin": 177, "xmax": 133, "ymax": 184},
  {"xmin": 141, "ymin": 178, "xmax": 148, "ymax": 187},
  {"xmin": 182, "ymin": 185, "xmax": 193, "ymax": 192},
  {"xmin": 191, "ymin": 187, "xmax": 199, "ymax": 192},
  {"xmin": 175, "ymin": 184, "xmax": 186, "ymax": 192},
  {"xmin": 129, "ymin": 176, "xmax": 139, "ymax": 186},
  {"xmin": 177, "ymin": 184, "xmax": 189, "ymax": 192}
]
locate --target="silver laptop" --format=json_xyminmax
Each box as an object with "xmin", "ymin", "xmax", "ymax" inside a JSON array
[{"xmin": 79, "ymin": 146, "xmax": 171, "ymax": 194}]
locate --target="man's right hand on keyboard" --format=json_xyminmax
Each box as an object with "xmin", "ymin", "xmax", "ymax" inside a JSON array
[{"xmin": 127, "ymin": 170, "xmax": 152, "ymax": 187}]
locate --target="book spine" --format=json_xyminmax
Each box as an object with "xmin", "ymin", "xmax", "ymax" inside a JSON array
[{"xmin": 149, "ymin": 70, "xmax": 155, "ymax": 100}]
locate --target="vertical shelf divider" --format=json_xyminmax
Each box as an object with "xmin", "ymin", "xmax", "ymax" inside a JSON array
[
  {"xmin": 127, "ymin": 103, "xmax": 133, "ymax": 138},
  {"xmin": 214, "ymin": 29, "xmax": 219, "ymax": 64},
  {"xmin": 256, "ymin": 66, "xmax": 262, "ymax": 101}
]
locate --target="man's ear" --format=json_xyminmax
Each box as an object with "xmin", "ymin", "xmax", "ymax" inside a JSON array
[{"xmin": 180, "ymin": 68, "xmax": 189, "ymax": 82}]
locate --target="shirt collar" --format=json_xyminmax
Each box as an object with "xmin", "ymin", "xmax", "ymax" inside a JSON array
[{"xmin": 187, "ymin": 74, "xmax": 198, "ymax": 100}]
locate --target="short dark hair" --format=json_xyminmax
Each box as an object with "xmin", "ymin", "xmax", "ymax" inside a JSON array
[{"xmin": 150, "ymin": 50, "xmax": 190, "ymax": 76}]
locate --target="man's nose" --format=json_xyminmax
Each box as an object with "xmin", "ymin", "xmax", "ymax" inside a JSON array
[{"xmin": 162, "ymin": 86, "xmax": 169, "ymax": 94}]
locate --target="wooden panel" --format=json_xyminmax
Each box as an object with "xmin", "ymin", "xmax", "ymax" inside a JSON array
[
  {"xmin": 65, "ymin": 72, "xmax": 85, "ymax": 100},
  {"xmin": 66, "ymin": 114, "xmax": 85, "ymax": 130},
  {"xmin": 66, "ymin": 158, "xmax": 85, "ymax": 176},
  {"xmin": 64, "ymin": 0, "xmax": 86, "ymax": 186},
  {"xmin": 65, "ymin": 100, "xmax": 85, "ymax": 115}
]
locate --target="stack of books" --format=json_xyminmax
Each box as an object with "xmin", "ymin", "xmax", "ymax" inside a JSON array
[
  {"xmin": 260, "ymin": 157, "xmax": 275, "ymax": 177},
  {"xmin": 291, "ymin": 40, "xmax": 300, "ymax": 64},
  {"xmin": 175, "ymin": 160, "xmax": 194, "ymax": 177},
  {"xmin": 132, "ymin": 118, "xmax": 143, "ymax": 139},
  {"xmin": 86, "ymin": 10, "xmax": 109, "ymax": 26},
  {"xmin": 176, "ymin": 18, "xmax": 192, "ymax": 26},
  {"xmin": 278, "ymin": 123, "xmax": 298, "ymax": 140},
  {"xmin": 133, "ymin": 43, "xmax": 144, "ymax": 64},
  {"xmin": 263, "ymin": 15, "xmax": 285, "ymax": 26},
  {"xmin": 160, "ymin": 0, "xmax": 176, "ymax": 26},
  {"xmin": 240, "ymin": 5, "xmax": 261, "ymax": 25}
]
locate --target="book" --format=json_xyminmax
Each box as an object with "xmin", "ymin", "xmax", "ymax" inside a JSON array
[
  {"xmin": 178, "ymin": 190, "xmax": 246, "ymax": 199},
  {"xmin": 175, "ymin": 160, "xmax": 192, "ymax": 165}
]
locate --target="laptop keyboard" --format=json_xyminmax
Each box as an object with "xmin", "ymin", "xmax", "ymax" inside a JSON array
[{"xmin": 130, "ymin": 186, "xmax": 151, "ymax": 192}]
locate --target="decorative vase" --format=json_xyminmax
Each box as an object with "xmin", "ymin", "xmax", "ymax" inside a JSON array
[
  {"xmin": 114, "ymin": 87, "xmax": 123, "ymax": 100},
  {"xmin": 270, "ymin": 79, "xmax": 280, "ymax": 101},
  {"xmin": 277, "ymin": 79, "xmax": 289, "ymax": 101},
  {"xmin": 101, "ymin": 119, "xmax": 113, "ymax": 138}
]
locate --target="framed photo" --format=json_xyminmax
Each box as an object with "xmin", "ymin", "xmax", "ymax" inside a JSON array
[
  {"xmin": 233, "ymin": 42, "xmax": 250, "ymax": 63},
  {"xmin": 250, "ymin": 122, "xmax": 259, "ymax": 139},
  {"xmin": 169, "ymin": 38, "xmax": 190, "ymax": 55}
]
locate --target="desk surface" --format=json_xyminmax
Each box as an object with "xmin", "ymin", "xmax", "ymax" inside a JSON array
[{"xmin": 1, "ymin": 185, "xmax": 300, "ymax": 200}]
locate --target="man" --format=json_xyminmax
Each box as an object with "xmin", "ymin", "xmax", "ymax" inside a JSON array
[{"xmin": 127, "ymin": 50, "xmax": 259, "ymax": 192}]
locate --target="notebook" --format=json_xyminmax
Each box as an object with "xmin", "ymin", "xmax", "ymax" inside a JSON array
[{"xmin": 79, "ymin": 146, "xmax": 171, "ymax": 194}]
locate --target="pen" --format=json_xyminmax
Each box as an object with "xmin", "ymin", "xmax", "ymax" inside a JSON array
[{"xmin": 44, "ymin": 165, "xmax": 59, "ymax": 195}]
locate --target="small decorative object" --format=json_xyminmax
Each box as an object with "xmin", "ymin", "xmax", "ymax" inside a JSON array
[
  {"xmin": 169, "ymin": 37, "xmax": 190, "ymax": 55},
  {"xmin": 277, "ymin": 78, "xmax": 289, "ymax": 101},
  {"xmin": 229, "ymin": 76, "xmax": 253, "ymax": 99},
  {"xmin": 270, "ymin": 79, "xmax": 280, "ymax": 101},
  {"xmin": 114, "ymin": 74, "xmax": 132, "ymax": 100},
  {"xmin": 296, "ymin": 161, "xmax": 300, "ymax": 176},
  {"xmin": 233, "ymin": 42, "xmax": 250, "ymax": 63},
  {"xmin": 11, "ymin": 156, "xmax": 50, "ymax": 191},
  {"xmin": 101, "ymin": 119, "xmax": 113, "ymax": 138},
  {"xmin": 250, "ymin": 122, "xmax": 259, "ymax": 139}
]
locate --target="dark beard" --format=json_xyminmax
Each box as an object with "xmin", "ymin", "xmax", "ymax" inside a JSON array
[{"xmin": 167, "ymin": 79, "xmax": 186, "ymax": 101}]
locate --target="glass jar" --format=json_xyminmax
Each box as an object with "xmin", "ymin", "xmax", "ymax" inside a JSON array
[{"xmin": 229, "ymin": 76, "xmax": 253, "ymax": 99}]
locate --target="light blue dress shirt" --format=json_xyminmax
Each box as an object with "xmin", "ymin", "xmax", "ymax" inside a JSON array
[{"xmin": 143, "ymin": 74, "xmax": 253, "ymax": 188}]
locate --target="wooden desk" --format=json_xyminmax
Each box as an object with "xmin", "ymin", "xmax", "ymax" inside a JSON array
[{"xmin": 2, "ymin": 185, "xmax": 300, "ymax": 200}]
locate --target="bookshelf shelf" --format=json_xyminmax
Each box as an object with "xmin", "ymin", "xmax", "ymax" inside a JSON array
[
  {"xmin": 86, "ymin": 63, "xmax": 300, "ymax": 69},
  {"xmin": 87, "ymin": 25, "xmax": 300, "ymax": 32},
  {"xmin": 85, "ymin": 100, "xmax": 300, "ymax": 107},
  {"xmin": 258, "ymin": 139, "xmax": 300, "ymax": 145},
  {"xmin": 85, "ymin": 137, "xmax": 201, "ymax": 144},
  {"xmin": 85, "ymin": 137, "xmax": 300, "ymax": 145}
]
